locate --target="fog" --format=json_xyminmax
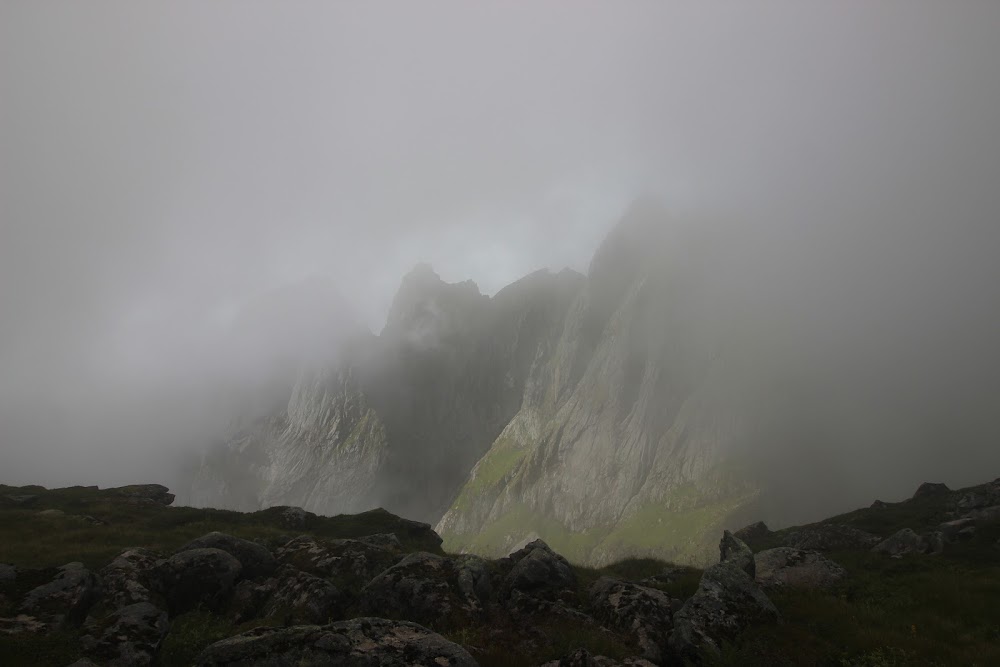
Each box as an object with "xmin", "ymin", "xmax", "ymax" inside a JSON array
[{"xmin": 2, "ymin": 2, "xmax": 1000, "ymax": 511}]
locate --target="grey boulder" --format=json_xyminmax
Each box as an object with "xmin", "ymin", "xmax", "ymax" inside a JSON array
[
  {"xmin": 871, "ymin": 528, "xmax": 930, "ymax": 558},
  {"xmin": 589, "ymin": 577, "xmax": 676, "ymax": 663},
  {"xmin": 754, "ymin": 548, "xmax": 846, "ymax": 589},
  {"xmin": 20, "ymin": 562, "xmax": 102, "ymax": 629},
  {"xmin": 81, "ymin": 601, "xmax": 169, "ymax": 666},
  {"xmin": 177, "ymin": 532, "xmax": 276, "ymax": 580},
  {"xmin": 503, "ymin": 540, "xmax": 576, "ymax": 599},
  {"xmin": 154, "ymin": 548, "xmax": 242, "ymax": 614},
  {"xmin": 719, "ymin": 530, "xmax": 755, "ymax": 577}
]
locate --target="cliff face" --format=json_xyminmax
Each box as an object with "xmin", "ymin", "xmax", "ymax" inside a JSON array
[{"xmin": 190, "ymin": 205, "xmax": 764, "ymax": 565}]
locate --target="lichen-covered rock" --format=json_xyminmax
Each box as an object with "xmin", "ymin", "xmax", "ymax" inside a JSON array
[
  {"xmin": 97, "ymin": 548, "xmax": 162, "ymax": 611},
  {"xmin": 871, "ymin": 528, "xmax": 929, "ymax": 558},
  {"xmin": 177, "ymin": 532, "xmax": 276, "ymax": 580},
  {"xmin": 231, "ymin": 564, "xmax": 342, "ymax": 625},
  {"xmin": 589, "ymin": 577, "xmax": 676, "ymax": 663},
  {"xmin": 194, "ymin": 617, "xmax": 477, "ymax": 666},
  {"xmin": 503, "ymin": 540, "xmax": 576, "ymax": 599},
  {"xmin": 780, "ymin": 524, "xmax": 880, "ymax": 552},
  {"xmin": 154, "ymin": 548, "xmax": 241, "ymax": 614},
  {"xmin": 358, "ymin": 533, "xmax": 404, "ymax": 552},
  {"xmin": 669, "ymin": 562, "xmax": 778, "ymax": 661},
  {"xmin": 276, "ymin": 535, "xmax": 398, "ymax": 589},
  {"xmin": 359, "ymin": 552, "xmax": 485, "ymax": 627},
  {"xmin": 81, "ymin": 601, "xmax": 169, "ymax": 666},
  {"xmin": 20, "ymin": 562, "xmax": 102, "ymax": 629},
  {"xmin": 754, "ymin": 548, "xmax": 846, "ymax": 589},
  {"xmin": 912, "ymin": 482, "xmax": 950, "ymax": 499},
  {"xmin": 719, "ymin": 531, "xmax": 755, "ymax": 577}
]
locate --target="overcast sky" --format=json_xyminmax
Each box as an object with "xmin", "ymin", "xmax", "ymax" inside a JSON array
[{"xmin": 2, "ymin": 2, "xmax": 1000, "ymax": 490}]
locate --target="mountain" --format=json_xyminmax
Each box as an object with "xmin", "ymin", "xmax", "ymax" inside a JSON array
[{"xmin": 187, "ymin": 202, "xmax": 779, "ymax": 566}]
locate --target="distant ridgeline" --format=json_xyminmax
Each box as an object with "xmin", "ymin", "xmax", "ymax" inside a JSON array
[{"xmin": 186, "ymin": 203, "xmax": 865, "ymax": 566}]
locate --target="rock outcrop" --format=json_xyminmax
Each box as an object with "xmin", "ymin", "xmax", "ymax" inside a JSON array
[{"xmin": 754, "ymin": 548, "xmax": 846, "ymax": 589}]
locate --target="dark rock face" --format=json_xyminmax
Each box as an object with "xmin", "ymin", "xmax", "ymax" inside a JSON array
[
  {"xmin": 733, "ymin": 521, "xmax": 770, "ymax": 545},
  {"xmin": 870, "ymin": 500, "xmax": 889, "ymax": 509},
  {"xmin": 0, "ymin": 563, "xmax": 16, "ymax": 583},
  {"xmin": 754, "ymin": 548, "xmax": 846, "ymax": 589},
  {"xmin": 589, "ymin": 577, "xmax": 676, "ymax": 663},
  {"xmin": 780, "ymin": 524, "xmax": 880, "ymax": 552},
  {"xmin": 719, "ymin": 531, "xmax": 755, "ymax": 578},
  {"xmin": 20, "ymin": 562, "xmax": 102, "ymax": 629},
  {"xmin": 669, "ymin": 562, "xmax": 779, "ymax": 661},
  {"xmin": 503, "ymin": 540, "xmax": 576, "ymax": 599},
  {"xmin": 81, "ymin": 601, "xmax": 169, "ymax": 666},
  {"xmin": 913, "ymin": 482, "xmax": 950, "ymax": 499},
  {"xmin": 98, "ymin": 548, "xmax": 162, "ymax": 611},
  {"xmin": 276, "ymin": 536, "xmax": 399, "ymax": 589},
  {"xmin": 154, "ymin": 548, "xmax": 242, "ymax": 614},
  {"xmin": 871, "ymin": 528, "xmax": 930, "ymax": 558},
  {"xmin": 359, "ymin": 552, "xmax": 486, "ymax": 627},
  {"xmin": 232, "ymin": 564, "xmax": 342, "ymax": 625},
  {"xmin": 109, "ymin": 484, "xmax": 175, "ymax": 506},
  {"xmin": 194, "ymin": 617, "xmax": 478, "ymax": 666},
  {"xmin": 177, "ymin": 532, "xmax": 277, "ymax": 580}
]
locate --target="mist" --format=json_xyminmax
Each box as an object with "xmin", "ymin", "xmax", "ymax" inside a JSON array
[{"xmin": 2, "ymin": 2, "xmax": 1000, "ymax": 520}]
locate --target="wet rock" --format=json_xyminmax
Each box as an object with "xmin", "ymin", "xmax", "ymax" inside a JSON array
[
  {"xmin": 154, "ymin": 548, "xmax": 241, "ymax": 614},
  {"xmin": 871, "ymin": 528, "xmax": 929, "ymax": 558},
  {"xmin": 177, "ymin": 532, "xmax": 276, "ymax": 579},
  {"xmin": 503, "ymin": 540, "xmax": 576, "ymax": 599},
  {"xmin": 20, "ymin": 562, "xmax": 102, "ymax": 629},
  {"xmin": 912, "ymin": 482, "xmax": 950, "ymax": 499},
  {"xmin": 194, "ymin": 617, "xmax": 477, "ymax": 666},
  {"xmin": 780, "ymin": 524, "xmax": 880, "ymax": 551},
  {"xmin": 733, "ymin": 521, "xmax": 771, "ymax": 544},
  {"xmin": 98, "ymin": 548, "xmax": 162, "ymax": 611},
  {"xmin": 754, "ymin": 548, "xmax": 846, "ymax": 589},
  {"xmin": 669, "ymin": 562, "xmax": 778, "ymax": 662},
  {"xmin": 589, "ymin": 577, "xmax": 676, "ymax": 663},
  {"xmin": 719, "ymin": 531, "xmax": 755, "ymax": 577},
  {"xmin": 456, "ymin": 555, "xmax": 492, "ymax": 605},
  {"xmin": 0, "ymin": 563, "xmax": 16, "ymax": 583},
  {"xmin": 81, "ymin": 601, "xmax": 169, "ymax": 666},
  {"xmin": 276, "ymin": 535, "xmax": 398, "ymax": 589},
  {"xmin": 359, "ymin": 552, "xmax": 486, "ymax": 626},
  {"xmin": 232, "ymin": 564, "xmax": 342, "ymax": 625}
]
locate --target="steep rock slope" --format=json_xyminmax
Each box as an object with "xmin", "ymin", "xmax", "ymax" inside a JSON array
[
  {"xmin": 189, "ymin": 264, "xmax": 584, "ymax": 523},
  {"xmin": 438, "ymin": 206, "xmax": 762, "ymax": 565}
]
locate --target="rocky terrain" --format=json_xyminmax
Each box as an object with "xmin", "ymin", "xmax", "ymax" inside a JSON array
[{"xmin": 2, "ymin": 475, "xmax": 999, "ymax": 666}]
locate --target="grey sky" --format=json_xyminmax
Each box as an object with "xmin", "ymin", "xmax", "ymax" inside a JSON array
[{"xmin": 2, "ymin": 2, "xmax": 1000, "ymax": 490}]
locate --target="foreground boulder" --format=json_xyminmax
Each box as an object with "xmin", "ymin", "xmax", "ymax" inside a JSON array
[
  {"xmin": 276, "ymin": 535, "xmax": 399, "ymax": 589},
  {"xmin": 231, "ymin": 564, "xmax": 343, "ymax": 625},
  {"xmin": 732, "ymin": 521, "xmax": 771, "ymax": 545},
  {"xmin": 81, "ymin": 601, "xmax": 169, "ymax": 666},
  {"xmin": 154, "ymin": 548, "xmax": 241, "ymax": 614},
  {"xmin": 502, "ymin": 540, "xmax": 576, "ymax": 599},
  {"xmin": 669, "ymin": 562, "xmax": 778, "ymax": 662},
  {"xmin": 780, "ymin": 524, "xmax": 880, "ymax": 552},
  {"xmin": 177, "ymin": 532, "xmax": 276, "ymax": 579},
  {"xmin": 719, "ymin": 531, "xmax": 755, "ymax": 577},
  {"xmin": 871, "ymin": 528, "xmax": 930, "ymax": 558},
  {"xmin": 97, "ymin": 548, "xmax": 162, "ymax": 612},
  {"xmin": 754, "ymin": 548, "xmax": 846, "ymax": 589},
  {"xmin": 195, "ymin": 617, "xmax": 477, "ymax": 666},
  {"xmin": 359, "ymin": 552, "xmax": 487, "ymax": 627},
  {"xmin": 539, "ymin": 648, "xmax": 657, "ymax": 666},
  {"xmin": 20, "ymin": 562, "xmax": 101, "ymax": 629},
  {"xmin": 589, "ymin": 577, "xmax": 676, "ymax": 663}
]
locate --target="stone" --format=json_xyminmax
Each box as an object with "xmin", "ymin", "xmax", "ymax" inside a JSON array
[
  {"xmin": 503, "ymin": 540, "xmax": 576, "ymax": 599},
  {"xmin": 20, "ymin": 562, "xmax": 102, "ymax": 629},
  {"xmin": 871, "ymin": 528, "xmax": 929, "ymax": 558},
  {"xmin": 231, "ymin": 564, "xmax": 342, "ymax": 625},
  {"xmin": 936, "ymin": 518, "xmax": 976, "ymax": 541},
  {"xmin": 719, "ymin": 531, "xmax": 755, "ymax": 577},
  {"xmin": 81, "ymin": 601, "xmax": 169, "ymax": 666},
  {"xmin": 589, "ymin": 577, "xmax": 676, "ymax": 663},
  {"xmin": 912, "ymin": 482, "xmax": 950, "ymax": 499},
  {"xmin": 538, "ymin": 648, "xmax": 658, "ymax": 666},
  {"xmin": 780, "ymin": 524, "xmax": 880, "ymax": 552},
  {"xmin": 98, "ymin": 548, "xmax": 162, "ymax": 611},
  {"xmin": 154, "ymin": 548, "xmax": 241, "ymax": 614},
  {"xmin": 754, "ymin": 548, "xmax": 846, "ymax": 588},
  {"xmin": 36, "ymin": 509, "xmax": 65, "ymax": 518},
  {"xmin": 358, "ymin": 533, "xmax": 404, "ymax": 552},
  {"xmin": 0, "ymin": 563, "xmax": 16, "ymax": 583},
  {"xmin": 194, "ymin": 617, "xmax": 477, "ymax": 666},
  {"xmin": 359, "ymin": 552, "xmax": 486, "ymax": 627},
  {"xmin": 176, "ymin": 532, "xmax": 276, "ymax": 579},
  {"xmin": 109, "ymin": 484, "xmax": 175, "ymax": 506},
  {"xmin": 276, "ymin": 535, "xmax": 398, "ymax": 589},
  {"xmin": 966, "ymin": 505, "xmax": 1000, "ymax": 523},
  {"xmin": 870, "ymin": 500, "xmax": 889, "ymax": 509},
  {"xmin": 0, "ymin": 614, "xmax": 46, "ymax": 635},
  {"xmin": 733, "ymin": 521, "xmax": 771, "ymax": 544},
  {"xmin": 669, "ymin": 562, "xmax": 778, "ymax": 661}
]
